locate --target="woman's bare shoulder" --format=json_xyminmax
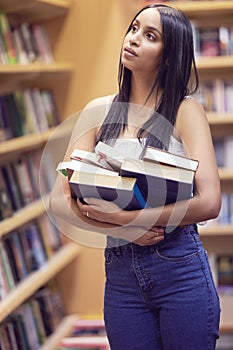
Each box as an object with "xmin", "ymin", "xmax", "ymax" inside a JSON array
[{"xmin": 84, "ymin": 94, "xmax": 116, "ymax": 110}]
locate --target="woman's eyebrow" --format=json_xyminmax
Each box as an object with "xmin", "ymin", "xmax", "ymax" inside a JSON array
[
  {"xmin": 133, "ymin": 19, "xmax": 163, "ymax": 37},
  {"xmin": 146, "ymin": 25, "xmax": 163, "ymax": 37}
]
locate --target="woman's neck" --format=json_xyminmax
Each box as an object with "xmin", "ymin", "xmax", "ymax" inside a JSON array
[{"xmin": 129, "ymin": 75, "xmax": 162, "ymax": 109}]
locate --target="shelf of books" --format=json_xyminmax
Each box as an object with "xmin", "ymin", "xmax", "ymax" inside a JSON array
[
  {"xmin": 0, "ymin": 197, "xmax": 47, "ymax": 237},
  {"xmin": 0, "ymin": 242, "xmax": 81, "ymax": 322},
  {"xmin": 174, "ymin": 0, "xmax": 233, "ymax": 341},
  {"xmin": 0, "ymin": 1, "xmax": 83, "ymax": 349}
]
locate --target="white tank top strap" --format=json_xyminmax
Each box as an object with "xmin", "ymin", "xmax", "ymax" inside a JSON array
[{"xmin": 105, "ymin": 95, "xmax": 113, "ymax": 116}]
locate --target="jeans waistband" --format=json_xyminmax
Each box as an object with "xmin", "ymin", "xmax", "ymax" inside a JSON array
[{"xmin": 106, "ymin": 224, "xmax": 198, "ymax": 250}]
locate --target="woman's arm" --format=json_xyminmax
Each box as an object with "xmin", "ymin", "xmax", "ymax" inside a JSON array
[
  {"xmin": 49, "ymin": 96, "xmax": 164, "ymax": 243},
  {"xmin": 81, "ymin": 98, "xmax": 221, "ymax": 228}
]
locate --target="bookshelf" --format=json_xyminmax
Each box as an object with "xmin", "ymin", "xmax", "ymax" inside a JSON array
[
  {"xmin": 0, "ymin": 242, "xmax": 80, "ymax": 322},
  {"xmin": 0, "ymin": 0, "xmax": 82, "ymax": 348},
  {"xmin": 166, "ymin": 0, "xmax": 233, "ymax": 337}
]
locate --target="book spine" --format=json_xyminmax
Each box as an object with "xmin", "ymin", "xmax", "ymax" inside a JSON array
[{"xmin": 0, "ymin": 12, "xmax": 17, "ymax": 64}]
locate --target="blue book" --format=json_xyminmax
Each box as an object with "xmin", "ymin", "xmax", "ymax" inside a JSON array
[{"xmin": 69, "ymin": 171, "xmax": 147, "ymax": 210}]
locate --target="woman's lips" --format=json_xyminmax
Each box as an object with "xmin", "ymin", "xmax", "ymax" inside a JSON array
[{"xmin": 124, "ymin": 47, "xmax": 138, "ymax": 57}]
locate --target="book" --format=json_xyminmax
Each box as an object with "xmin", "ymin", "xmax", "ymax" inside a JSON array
[
  {"xmin": 95, "ymin": 141, "xmax": 197, "ymax": 207},
  {"xmin": 69, "ymin": 171, "xmax": 147, "ymax": 210},
  {"xmin": 12, "ymin": 25, "xmax": 29, "ymax": 64},
  {"xmin": 0, "ymin": 12, "xmax": 17, "ymax": 64},
  {"xmin": 22, "ymin": 222, "xmax": 47, "ymax": 271},
  {"xmin": 19, "ymin": 22, "xmax": 39, "ymax": 63},
  {"xmin": 40, "ymin": 89, "xmax": 60, "ymax": 127},
  {"xmin": 95, "ymin": 141, "xmax": 125, "ymax": 171},
  {"xmin": 0, "ymin": 167, "xmax": 13, "ymax": 220},
  {"xmin": 142, "ymin": 146, "xmax": 199, "ymax": 171},
  {"xmin": 32, "ymin": 24, "xmax": 54, "ymax": 63},
  {"xmin": 0, "ymin": 96, "xmax": 13, "ymax": 141},
  {"xmin": 120, "ymin": 158, "xmax": 195, "ymax": 208},
  {"xmin": 13, "ymin": 157, "xmax": 36, "ymax": 205},
  {"xmin": 70, "ymin": 149, "xmax": 113, "ymax": 170},
  {"xmin": 2, "ymin": 162, "xmax": 25, "ymax": 211},
  {"xmin": 0, "ymin": 249, "xmax": 9, "ymax": 299},
  {"xmin": 217, "ymin": 254, "xmax": 233, "ymax": 292},
  {"xmin": 2, "ymin": 93, "xmax": 25, "ymax": 138},
  {"xmin": 0, "ymin": 241, "xmax": 16, "ymax": 291},
  {"xmin": 57, "ymin": 159, "xmax": 117, "ymax": 178}
]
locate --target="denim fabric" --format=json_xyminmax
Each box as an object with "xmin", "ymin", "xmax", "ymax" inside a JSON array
[{"xmin": 104, "ymin": 224, "xmax": 220, "ymax": 350}]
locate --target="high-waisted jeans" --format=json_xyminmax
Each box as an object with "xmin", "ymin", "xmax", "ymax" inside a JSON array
[{"xmin": 104, "ymin": 224, "xmax": 220, "ymax": 350}]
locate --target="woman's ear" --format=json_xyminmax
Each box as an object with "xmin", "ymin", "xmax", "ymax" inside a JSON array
[{"xmin": 165, "ymin": 58, "xmax": 169, "ymax": 66}]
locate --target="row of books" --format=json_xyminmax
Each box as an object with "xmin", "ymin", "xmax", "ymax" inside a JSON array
[
  {"xmin": 213, "ymin": 137, "xmax": 233, "ymax": 169},
  {"xmin": 57, "ymin": 141, "xmax": 199, "ymax": 210},
  {"xmin": 0, "ymin": 281, "xmax": 65, "ymax": 350},
  {"xmin": 209, "ymin": 253, "xmax": 233, "ymax": 294},
  {"xmin": 194, "ymin": 79, "xmax": 233, "ymax": 114},
  {"xmin": 0, "ymin": 216, "xmax": 62, "ymax": 300},
  {"xmin": 192, "ymin": 24, "xmax": 233, "ymax": 57},
  {"xmin": 0, "ymin": 88, "xmax": 59, "ymax": 141},
  {"xmin": 0, "ymin": 149, "xmax": 54, "ymax": 221},
  {"xmin": 0, "ymin": 12, "xmax": 54, "ymax": 64}
]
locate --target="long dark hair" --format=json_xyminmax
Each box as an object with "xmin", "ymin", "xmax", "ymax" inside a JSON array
[{"xmin": 96, "ymin": 3, "xmax": 199, "ymax": 150}]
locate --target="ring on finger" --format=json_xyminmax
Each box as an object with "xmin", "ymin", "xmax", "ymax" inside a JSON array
[{"xmin": 86, "ymin": 212, "xmax": 89, "ymax": 218}]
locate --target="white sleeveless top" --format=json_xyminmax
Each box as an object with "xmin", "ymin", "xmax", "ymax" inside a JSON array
[
  {"xmin": 104, "ymin": 94, "xmax": 185, "ymax": 158},
  {"xmin": 103, "ymin": 97, "xmax": 205, "ymax": 226},
  {"xmin": 112, "ymin": 135, "xmax": 185, "ymax": 160}
]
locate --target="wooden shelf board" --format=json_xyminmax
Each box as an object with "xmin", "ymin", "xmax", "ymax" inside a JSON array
[
  {"xmin": 208, "ymin": 114, "xmax": 233, "ymax": 125},
  {"xmin": 200, "ymin": 224, "xmax": 233, "ymax": 237},
  {"xmin": 196, "ymin": 56, "xmax": 233, "ymax": 72},
  {"xmin": 0, "ymin": 0, "xmax": 71, "ymax": 22},
  {"xmin": 219, "ymin": 168, "xmax": 233, "ymax": 181},
  {"xmin": 40, "ymin": 314, "xmax": 80, "ymax": 350},
  {"xmin": 0, "ymin": 197, "xmax": 48, "ymax": 238},
  {"xmin": 0, "ymin": 128, "xmax": 56, "ymax": 157},
  {"xmin": 220, "ymin": 324, "xmax": 233, "ymax": 334},
  {"xmin": 167, "ymin": 1, "xmax": 233, "ymax": 17},
  {"xmin": 0, "ymin": 62, "xmax": 73, "ymax": 74},
  {"xmin": 0, "ymin": 242, "xmax": 81, "ymax": 322}
]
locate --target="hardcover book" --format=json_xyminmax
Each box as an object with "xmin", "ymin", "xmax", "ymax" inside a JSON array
[
  {"xmin": 120, "ymin": 158, "xmax": 195, "ymax": 208},
  {"xmin": 69, "ymin": 171, "xmax": 147, "ymax": 210}
]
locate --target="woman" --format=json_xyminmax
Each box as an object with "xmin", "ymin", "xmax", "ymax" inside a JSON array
[{"xmin": 50, "ymin": 3, "xmax": 221, "ymax": 349}]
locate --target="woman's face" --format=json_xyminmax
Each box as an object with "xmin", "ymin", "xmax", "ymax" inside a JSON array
[{"xmin": 121, "ymin": 8, "xmax": 164, "ymax": 76}]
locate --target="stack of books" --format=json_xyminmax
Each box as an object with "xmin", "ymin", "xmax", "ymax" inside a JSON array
[{"xmin": 57, "ymin": 142, "xmax": 199, "ymax": 210}]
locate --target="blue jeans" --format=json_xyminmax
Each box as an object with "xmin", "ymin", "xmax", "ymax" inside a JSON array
[{"xmin": 104, "ymin": 224, "xmax": 220, "ymax": 350}]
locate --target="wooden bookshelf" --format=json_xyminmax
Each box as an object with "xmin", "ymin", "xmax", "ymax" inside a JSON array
[
  {"xmin": 167, "ymin": 1, "xmax": 233, "ymax": 18},
  {"xmin": 40, "ymin": 314, "xmax": 79, "ymax": 350},
  {"xmin": 200, "ymin": 224, "xmax": 233, "ymax": 237},
  {"xmin": 0, "ymin": 62, "xmax": 73, "ymax": 74},
  {"xmin": 0, "ymin": 128, "xmax": 55, "ymax": 157},
  {"xmin": 0, "ymin": 196, "xmax": 48, "ymax": 238},
  {"xmin": 0, "ymin": 0, "xmax": 82, "ymax": 346},
  {"xmin": 196, "ymin": 56, "xmax": 233, "ymax": 74},
  {"xmin": 0, "ymin": 242, "xmax": 81, "ymax": 322},
  {"xmin": 0, "ymin": 0, "xmax": 72, "ymax": 22}
]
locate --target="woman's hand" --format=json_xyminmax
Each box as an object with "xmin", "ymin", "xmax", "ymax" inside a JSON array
[
  {"xmin": 133, "ymin": 226, "xmax": 165, "ymax": 246},
  {"xmin": 77, "ymin": 197, "xmax": 122, "ymax": 224}
]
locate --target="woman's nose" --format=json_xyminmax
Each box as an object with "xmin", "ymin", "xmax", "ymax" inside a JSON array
[{"xmin": 129, "ymin": 32, "xmax": 140, "ymax": 46}]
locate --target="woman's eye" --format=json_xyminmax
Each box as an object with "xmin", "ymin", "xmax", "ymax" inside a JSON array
[
  {"xmin": 131, "ymin": 25, "xmax": 138, "ymax": 33},
  {"xmin": 146, "ymin": 33, "xmax": 156, "ymax": 41}
]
